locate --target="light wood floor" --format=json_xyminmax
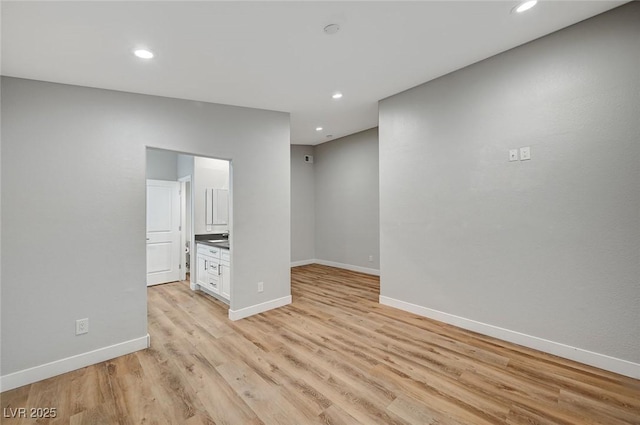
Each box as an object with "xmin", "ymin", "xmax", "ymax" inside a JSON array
[{"xmin": 2, "ymin": 264, "xmax": 639, "ymax": 424}]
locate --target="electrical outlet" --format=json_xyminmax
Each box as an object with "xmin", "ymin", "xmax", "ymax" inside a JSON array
[
  {"xmin": 257, "ymin": 282, "xmax": 264, "ymax": 293},
  {"xmin": 509, "ymin": 149, "xmax": 519, "ymax": 162},
  {"xmin": 368, "ymin": 255, "xmax": 373, "ymax": 262},
  {"xmin": 76, "ymin": 318, "xmax": 89, "ymax": 335},
  {"xmin": 520, "ymin": 146, "xmax": 531, "ymax": 161}
]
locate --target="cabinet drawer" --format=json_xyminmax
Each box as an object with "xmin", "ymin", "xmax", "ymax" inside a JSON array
[
  {"xmin": 208, "ymin": 262, "xmax": 221, "ymax": 277},
  {"xmin": 197, "ymin": 244, "xmax": 221, "ymax": 258},
  {"xmin": 202, "ymin": 277, "xmax": 219, "ymax": 293}
]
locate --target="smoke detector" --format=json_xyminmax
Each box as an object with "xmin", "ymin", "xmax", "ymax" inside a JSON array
[{"xmin": 324, "ymin": 24, "xmax": 340, "ymax": 35}]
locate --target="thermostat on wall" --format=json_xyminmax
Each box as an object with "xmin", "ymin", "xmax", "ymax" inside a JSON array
[{"xmin": 304, "ymin": 155, "xmax": 314, "ymax": 163}]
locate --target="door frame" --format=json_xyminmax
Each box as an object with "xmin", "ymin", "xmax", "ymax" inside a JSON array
[
  {"xmin": 145, "ymin": 148, "xmax": 233, "ymax": 310},
  {"xmin": 178, "ymin": 175, "xmax": 193, "ymax": 283}
]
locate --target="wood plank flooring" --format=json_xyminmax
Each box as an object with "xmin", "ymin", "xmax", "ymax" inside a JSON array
[{"xmin": 2, "ymin": 264, "xmax": 639, "ymax": 424}]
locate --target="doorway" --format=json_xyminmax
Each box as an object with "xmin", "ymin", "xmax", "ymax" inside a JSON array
[{"xmin": 145, "ymin": 148, "xmax": 232, "ymax": 304}]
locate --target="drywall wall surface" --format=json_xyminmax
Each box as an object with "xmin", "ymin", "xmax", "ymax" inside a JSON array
[
  {"xmin": 1, "ymin": 77, "xmax": 290, "ymax": 376},
  {"xmin": 146, "ymin": 148, "xmax": 178, "ymax": 181},
  {"xmin": 379, "ymin": 3, "xmax": 640, "ymax": 363},
  {"xmin": 177, "ymin": 153, "xmax": 194, "ymax": 179},
  {"xmin": 290, "ymin": 145, "xmax": 315, "ymax": 263},
  {"xmin": 0, "ymin": 80, "xmax": 3, "ymax": 372},
  {"xmin": 177, "ymin": 154, "xmax": 195, "ymax": 264},
  {"xmin": 315, "ymin": 128, "xmax": 380, "ymax": 271},
  {"xmin": 194, "ymin": 156, "xmax": 230, "ymax": 235}
]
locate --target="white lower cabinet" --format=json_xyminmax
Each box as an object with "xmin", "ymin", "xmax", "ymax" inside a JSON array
[
  {"xmin": 221, "ymin": 259, "xmax": 231, "ymax": 300},
  {"xmin": 195, "ymin": 254, "xmax": 208, "ymax": 287},
  {"xmin": 195, "ymin": 243, "xmax": 230, "ymax": 304}
]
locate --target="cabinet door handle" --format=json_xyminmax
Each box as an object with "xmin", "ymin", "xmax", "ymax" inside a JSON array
[
  {"xmin": 204, "ymin": 260, "xmax": 208, "ymax": 271},
  {"xmin": 218, "ymin": 264, "xmax": 221, "ymax": 276}
]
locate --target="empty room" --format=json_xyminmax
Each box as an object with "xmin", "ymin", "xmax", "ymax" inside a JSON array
[{"xmin": 1, "ymin": 1, "xmax": 639, "ymax": 424}]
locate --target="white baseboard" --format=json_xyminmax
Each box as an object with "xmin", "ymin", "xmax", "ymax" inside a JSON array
[
  {"xmin": 0, "ymin": 334, "xmax": 150, "ymax": 392},
  {"xmin": 379, "ymin": 296, "xmax": 640, "ymax": 380},
  {"xmin": 294, "ymin": 259, "xmax": 380, "ymax": 276},
  {"xmin": 229, "ymin": 295, "xmax": 292, "ymax": 321},
  {"xmin": 291, "ymin": 259, "xmax": 316, "ymax": 267}
]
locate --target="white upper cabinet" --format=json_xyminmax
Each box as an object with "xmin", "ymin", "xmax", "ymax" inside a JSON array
[
  {"xmin": 194, "ymin": 157, "xmax": 230, "ymax": 234},
  {"xmin": 205, "ymin": 188, "xmax": 229, "ymax": 225}
]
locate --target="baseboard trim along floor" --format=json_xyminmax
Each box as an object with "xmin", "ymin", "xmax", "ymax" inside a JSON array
[
  {"xmin": 291, "ymin": 259, "xmax": 380, "ymax": 276},
  {"xmin": 379, "ymin": 295, "xmax": 640, "ymax": 379},
  {"xmin": 290, "ymin": 259, "xmax": 316, "ymax": 267},
  {"xmin": 228, "ymin": 295, "xmax": 292, "ymax": 321},
  {"xmin": 0, "ymin": 334, "xmax": 150, "ymax": 392}
]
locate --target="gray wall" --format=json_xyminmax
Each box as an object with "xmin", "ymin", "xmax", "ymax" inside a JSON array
[
  {"xmin": 0, "ymin": 80, "xmax": 3, "ymax": 368},
  {"xmin": 1, "ymin": 78, "xmax": 291, "ymax": 376},
  {"xmin": 177, "ymin": 153, "xmax": 194, "ymax": 179},
  {"xmin": 314, "ymin": 128, "xmax": 380, "ymax": 270},
  {"xmin": 290, "ymin": 145, "xmax": 316, "ymax": 263},
  {"xmin": 146, "ymin": 148, "xmax": 178, "ymax": 181},
  {"xmin": 379, "ymin": 4, "xmax": 640, "ymax": 364},
  {"xmin": 177, "ymin": 154, "xmax": 194, "ymax": 273}
]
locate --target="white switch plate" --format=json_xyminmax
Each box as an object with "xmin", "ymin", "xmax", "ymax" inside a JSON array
[
  {"xmin": 257, "ymin": 282, "xmax": 264, "ymax": 293},
  {"xmin": 520, "ymin": 146, "xmax": 531, "ymax": 161},
  {"xmin": 509, "ymin": 149, "xmax": 519, "ymax": 162},
  {"xmin": 368, "ymin": 255, "xmax": 373, "ymax": 262},
  {"xmin": 76, "ymin": 318, "xmax": 89, "ymax": 335}
]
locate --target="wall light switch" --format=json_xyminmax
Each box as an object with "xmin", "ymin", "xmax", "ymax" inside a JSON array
[
  {"xmin": 520, "ymin": 146, "xmax": 531, "ymax": 161},
  {"xmin": 509, "ymin": 149, "xmax": 519, "ymax": 162}
]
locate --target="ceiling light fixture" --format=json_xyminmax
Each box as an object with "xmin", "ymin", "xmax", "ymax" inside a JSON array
[
  {"xmin": 134, "ymin": 49, "xmax": 154, "ymax": 59},
  {"xmin": 513, "ymin": 0, "xmax": 538, "ymax": 13},
  {"xmin": 316, "ymin": 127, "xmax": 323, "ymax": 131},
  {"xmin": 332, "ymin": 92, "xmax": 343, "ymax": 99}
]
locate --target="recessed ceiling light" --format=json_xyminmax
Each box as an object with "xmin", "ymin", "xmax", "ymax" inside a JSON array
[
  {"xmin": 134, "ymin": 49, "xmax": 154, "ymax": 59},
  {"xmin": 513, "ymin": 0, "xmax": 538, "ymax": 13},
  {"xmin": 316, "ymin": 127, "xmax": 323, "ymax": 131},
  {"xmin": 332, "ymin": 92, "xmax": 343, "ymax": 99}
]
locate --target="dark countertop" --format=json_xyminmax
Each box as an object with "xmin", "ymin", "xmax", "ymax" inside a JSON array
[
  {"xmin": 196, "ymin": 240, "xmax": 230, "ymax": 250},
  {"xmin": 195, "ymin": 233, "xmax": 229, "ymax": 250}
]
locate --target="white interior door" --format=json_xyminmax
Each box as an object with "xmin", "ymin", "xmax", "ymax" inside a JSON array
[{"xmin": 147, "ymin": 179, "xmax": 181, "ymax": 286}]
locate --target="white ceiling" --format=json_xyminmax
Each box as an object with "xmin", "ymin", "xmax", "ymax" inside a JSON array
[{"xmin": 1, "ymin": 1, "xmax": 625, "ymax": 145}]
